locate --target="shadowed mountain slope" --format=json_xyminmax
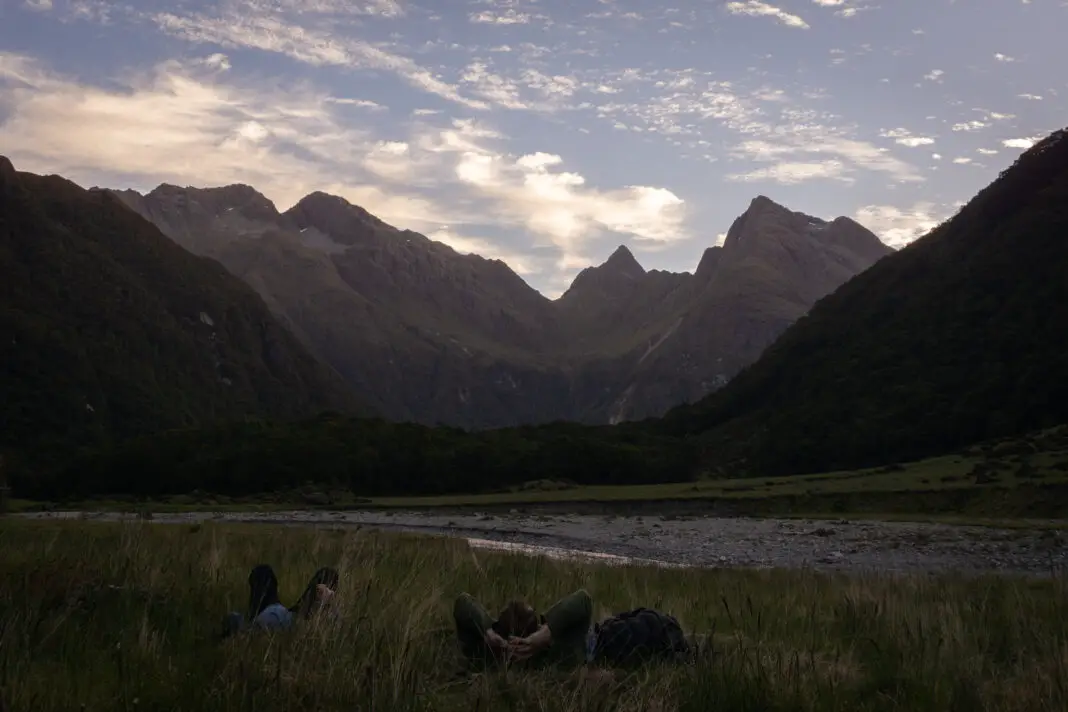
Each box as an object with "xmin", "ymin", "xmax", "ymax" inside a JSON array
[
  {"xmin": 659, "ymin": 127, "xmax": 1068, "ymax": 477},
  {"xmin": 0, "ymin": 157, "xmax": 362, "ymax": 470},
  {"xmin": 113, "ymin": 183, "xmax": 890, "ymax": 427}
]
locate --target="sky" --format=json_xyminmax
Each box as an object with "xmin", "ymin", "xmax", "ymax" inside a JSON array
[{"xmin": 0, "ymin": 0, "xmax": 1065, "ymax": 297}]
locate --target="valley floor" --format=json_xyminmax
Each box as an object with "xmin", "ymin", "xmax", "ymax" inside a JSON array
[
  {"xmin": 17, "ymin": 443, "xmax": 1068, "ymax": 522},
  {"xmin": 19, "ymin": 508, "xmax": 1068, "ymax": 577}
]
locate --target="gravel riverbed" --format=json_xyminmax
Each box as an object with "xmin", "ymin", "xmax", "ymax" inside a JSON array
[{"xmin": 18, "ymin": 509, "xmax": 1068, "ymax": 576}]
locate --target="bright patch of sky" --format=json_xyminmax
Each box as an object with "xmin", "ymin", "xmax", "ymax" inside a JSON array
[{"xmin": 1, "ymin": 0, "xmax": 1065, "ymax": 296}]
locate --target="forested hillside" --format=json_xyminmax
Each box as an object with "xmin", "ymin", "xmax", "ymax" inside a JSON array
[
  {"xmin": 659, "ymin": 128, "xmax": 1068, "ymax": 477},
  {"xmin": 0, "ymin": 157, "xmax": 362, "ymax": 479}
]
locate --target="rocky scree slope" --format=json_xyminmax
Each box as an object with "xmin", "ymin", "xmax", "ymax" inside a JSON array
[{"xmin": 113, "ymin": 184, "xmax": 891, "ymax": 428}]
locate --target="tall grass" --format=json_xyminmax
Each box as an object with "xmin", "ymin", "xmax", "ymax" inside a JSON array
[{"xmin": 0, "ymin": 520, "xmax": 1065, "ymax": 711}]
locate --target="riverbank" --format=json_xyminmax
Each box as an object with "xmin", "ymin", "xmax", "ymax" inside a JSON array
[{"xmin": 19, "ymin": 508, "xmax": 1068, "ymax": 576}]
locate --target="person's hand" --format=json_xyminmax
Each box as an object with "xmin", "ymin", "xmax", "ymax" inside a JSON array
[
  {"xmin": 507, "ymin": 624, "xmax": 552, "ymax": 662},
  {"xmin": 484, "ymin": 628, "xmax": 508, "ymax": 655}
]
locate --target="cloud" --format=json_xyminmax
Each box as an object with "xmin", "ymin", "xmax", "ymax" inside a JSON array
[
  {"xmin": 457, "ymin": 61, "xmax": 578, "ymax": 112},
  {"xmin": 435, "ymin": 140, "xmax": 688, "ymax": 268},
  {"xmin": 0, "ymin": 53, "xmax": 686, "ymax": 283},
  {"xmin": 728, "ymin": 160, "xmax": 850, "ymax": 184},
  {"xmin": 731, "ymin": 136, "xmax": 924, "ymax": 183},
  {"xmin": 812, "ymin": 0, "xmax": 867, "ymax": 18},
  {"xmin": 994, "ymin": 53, "xmax": 1015, "ymax": 62},
  {"xmin": 880, "ymin": 128, "xmax": 935, "ymax": 147},
  {"xmin": 427, "ymin": 228, "xmax": 538, "ymax": 275},
  {"xmin": 853, "ymin": 203, "xmax": 949, "ymax": 248},
  {"xmin": 469, "ymin": 10, "xmax": 534, "ymax": 25},
  {"xmin": 150, "ymin": 9, "xmax": 487, "ymax": 109},
  {"xmin": 1018, "ymin": 93, "xmax": 1043, "ymax": 100},
  {"xmin": 326, "ymin": 97, "xmax": 386, "ymax": 110},
  {"xmin": 591, "ymin": 70, "xmax": 922, "ymax": 184},
  {"xmin": 460, "ymin": 62, "xmax": 534, "ymax": 110},
  {"xmin": 23, "ymin": 0, "xmax": 53, "ymax": 10},
  {"xmin": 362, "ymin": 141, "xmax": 418, "ymax": 181},
  {"xmin": 228, "ymin": 0, "xmax": 406, "ymax": 17},
  {"xmin": 0, "ymin": 52, "xmax": 387, "ymax": 214},
  {"xmin": 725, "ymin": 1, "xmax": 809, "ymax": 29},
  {"xmin": 1003, "ymin": 136, "xmax": 1040, "ymax": 149}
]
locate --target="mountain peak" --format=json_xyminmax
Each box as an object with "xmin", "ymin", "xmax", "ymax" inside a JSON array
[
  {"xmin": 695, "ymin": 246, "xmax": 722, "ymax": 280},
  {"xmin": 0, "ymin": 155, "xmax": 17, "ymax": 187},
  {"xmin": 144, "ymin": 182, "xmax": 279, "ymax": 222},
  {"xmin": 286, "ymin": 191, "xmax": 395, "ymax": 244},
  {"xmin": 558, "ymin": 246, "xmax": 646, "ymax": 303},
  {"xmin": 747, "ymin": 194, "xmax": 793, "ymax": 216},
  {"xmin": 602, "ymin": 244, "xmax": 645, "ymax": 276}
]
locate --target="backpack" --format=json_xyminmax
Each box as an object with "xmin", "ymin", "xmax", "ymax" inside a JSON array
[{"xmin": 590, "ymin": 608, "xmax": 690, "ymax": 667}]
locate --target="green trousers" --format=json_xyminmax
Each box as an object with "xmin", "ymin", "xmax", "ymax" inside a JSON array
[{"xmin": 452, "ymin": 588, "xmax": 593, "ymax": 668}]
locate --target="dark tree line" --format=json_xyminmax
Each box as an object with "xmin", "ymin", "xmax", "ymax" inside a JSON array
[{"xmin": 17, "ymin": 415, "xmax": 698, "ymax": 500}]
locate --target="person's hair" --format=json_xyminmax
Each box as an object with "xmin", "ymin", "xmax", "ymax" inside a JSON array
[
  {"xmin": 492, "ymin": 600, "xmax": 540, "ymax": 638},
  {"xmin": 247, "ymin": 564, "xmax": 280, "ymax": 618}
]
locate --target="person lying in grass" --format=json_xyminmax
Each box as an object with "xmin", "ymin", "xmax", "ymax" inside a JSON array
[
  {"xmin": 222, "ymin": 565, "xmax": 340, "ymax": 638},
  {"xmin": 290, "ymin": 566, "xmax": 341, "ymax": 621},
  {"xmin": 453, "ymin": 588, "xmax": 692, "ymax": 670}
]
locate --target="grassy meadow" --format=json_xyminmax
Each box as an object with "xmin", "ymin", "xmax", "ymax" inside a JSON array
[{"xmin": 1, "ymin": 519, "xmax": 1066, "ymax": 711}]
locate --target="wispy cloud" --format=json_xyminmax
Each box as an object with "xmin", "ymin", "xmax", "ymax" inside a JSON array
[
  {"xmin": 728, "ymin": 160, "xmax": 850, "ymax": 184},
  {"xmin": 725, "ymin": 1, "xmax": 809, "ymax": 29},
  {"xmin": 470, "ymin": 9, "xmax": 535, "ymax": 25},
  {"xmin": 880, "ymin": 128, "xmax": 936, "ymax": 148},
  {"xmin": 151, "ymin": 9, "xmax": 486, "ymax": 109}
]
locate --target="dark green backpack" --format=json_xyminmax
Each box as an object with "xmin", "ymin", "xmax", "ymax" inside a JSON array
[{"xmin": 591, "ymin": 608, "xmax": 690, "ymax": 667}]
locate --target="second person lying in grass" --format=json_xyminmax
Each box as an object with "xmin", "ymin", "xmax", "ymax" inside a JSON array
[
  {"xmin": 453, "ymin": 588, "xmax": 692, "ymax": 669},
  {"xmin": 222, "ymin": 565, "xmax": 340, "ymax": 638}
]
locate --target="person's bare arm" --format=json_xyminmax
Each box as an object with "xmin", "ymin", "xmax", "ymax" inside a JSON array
[{"xmin": 507, "ymin": 623, "xmax": 553, "ymax": 661}]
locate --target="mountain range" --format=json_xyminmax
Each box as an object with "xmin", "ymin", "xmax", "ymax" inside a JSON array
[
  {"xmin": 0, "ymin": 155, "xmax": 361, "ymax": 468},
  {"xmin": 7, "ymin": 124, "xmax": 1067, "ymax": 500},
  {"xmin": 111, "ymin": 184, "xmax": 892, "ymax": 427}
]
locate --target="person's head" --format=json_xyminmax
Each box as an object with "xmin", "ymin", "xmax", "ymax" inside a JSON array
[
  {"xmin": 247, "ymin": 564, "xmax": 281, "ymax": 618},
  {"xmin": 312, "ymin": 567, "xmax": 340, "ymax": 592},
  {"xmin": 492, "ymin": 600, "xmax": 541, "ymax": 639},
  {"xmin": 291, "ymin": 567, "xmax": 340, "ymax": 618}
]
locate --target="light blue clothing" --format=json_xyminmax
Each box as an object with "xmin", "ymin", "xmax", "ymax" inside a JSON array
[
  {"xmin": 252, "ymin": 603, "xmax": 294, "ymax": 631},
  {"xmin": 223, "ymin": 603, "xmax": 295, "ymax": 638}
]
